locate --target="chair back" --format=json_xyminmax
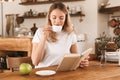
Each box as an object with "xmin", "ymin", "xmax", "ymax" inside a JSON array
[{"xmin": 6, "ymin": 56, "xmax": 33, "ymax": 72}]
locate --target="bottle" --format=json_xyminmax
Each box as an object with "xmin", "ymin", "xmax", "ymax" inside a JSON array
[
  {"xmin": 100, "ymin": 50, "xmax": 106, "ymax": 66},
  {"xmin": 0, "ymin": 58, "xmax": 3, "ymax": 73},
  {"xmin": 0, "ymin": 57, "xmax": 2, "ymax": 69},
  {"xmin": 0, "ymin": 57, "xmax": 4, "ymax": 71},
  {"xmin": 29, "ymin": 9, "xmax": 33, "ymax": 16},
  {"xmin": 31, "ymin": 23, "xmax": 38, "ymax": 35}
]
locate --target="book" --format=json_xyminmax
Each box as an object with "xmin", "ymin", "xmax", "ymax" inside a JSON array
[{"xmin": 56, "ymin": 48, "xmax": 93, "ymax": 71}]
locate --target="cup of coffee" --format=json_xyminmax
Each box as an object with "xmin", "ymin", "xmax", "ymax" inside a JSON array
[{"xmin": 52, "ymin": 25, "xmax": 62, "ymax": 32}]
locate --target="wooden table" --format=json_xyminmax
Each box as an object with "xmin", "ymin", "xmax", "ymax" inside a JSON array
[
  {"xmin": 0, "ymin": 37, "xmax": 32, "ymax": 56},
  {"xmin": 0, "ymin": 61, "xmax": 120, "ymax": 80}
]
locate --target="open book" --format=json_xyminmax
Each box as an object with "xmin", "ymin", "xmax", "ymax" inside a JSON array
[{"xmin": 56, "ymin": 48, "xmax": 93, "ymax": 71}]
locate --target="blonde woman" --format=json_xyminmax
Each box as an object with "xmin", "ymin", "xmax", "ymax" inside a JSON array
[{"xmin": 31, "ymin": 2, "xmax": 89, "ymax": 68}]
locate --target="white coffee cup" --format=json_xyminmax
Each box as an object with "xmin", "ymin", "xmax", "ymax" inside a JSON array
[{"xmin": 52, "ymin": 25, "xmax": 62, "ymax": 32}]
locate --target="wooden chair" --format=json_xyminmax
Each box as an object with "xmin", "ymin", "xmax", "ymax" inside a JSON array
[{"xmin": 6, "ymin": 56, "xmax": 33, "ymax": 72}]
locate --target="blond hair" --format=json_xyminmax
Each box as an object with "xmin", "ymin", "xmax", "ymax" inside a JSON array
[{"xmin": 46, "ymin": 2, "xmax": 73, "ymax": 42}]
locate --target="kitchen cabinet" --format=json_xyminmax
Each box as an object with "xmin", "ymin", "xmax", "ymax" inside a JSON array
[{"xmin": 0, "ymin": 37, "xmax": 32, "ymax": 57}]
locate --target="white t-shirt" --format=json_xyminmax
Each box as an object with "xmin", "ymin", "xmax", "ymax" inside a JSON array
[{"xmin": 32, "ymin": 28, "xmax": 77, "ymax": 68}]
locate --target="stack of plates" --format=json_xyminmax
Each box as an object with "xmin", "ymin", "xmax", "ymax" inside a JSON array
[{"xmin": 105, "ymin": 52, "xmax": 120, "ymax": 62}]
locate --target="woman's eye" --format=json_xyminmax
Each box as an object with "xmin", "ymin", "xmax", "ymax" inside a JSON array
[
  {"xmin": 52, "ymin": 16, "xmax": 56, "ymax": 19},
  {"xmin": 53, "ymin": 17, "xmax": 56, "ymax": 19},
  {"xmin": 60, "ymin": 17, "xmax": 64, "ymax": 20},
  {"xmin": 51, "ymin": 16, "xmax": 65, "ymax": 21},
  {"xmin": 60, "ymin": 16, "xmax": 65, "ymax": 20}
]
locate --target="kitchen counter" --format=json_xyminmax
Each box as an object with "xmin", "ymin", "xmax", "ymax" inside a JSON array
[
  {"xmin": 0, "ymin": 61, "xmax": 120, "ymax": 80},
  {"xmin": 0, "ymin": 37, "xmax": 32, "ymax": 56}
]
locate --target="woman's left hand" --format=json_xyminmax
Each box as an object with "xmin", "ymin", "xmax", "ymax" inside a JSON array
[{"xmin": 79, "ymin": 56, "xmax": 90, "ymax": 67}]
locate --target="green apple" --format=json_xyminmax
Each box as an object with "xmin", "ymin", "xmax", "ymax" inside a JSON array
[{"xmin": 19, "ymin": 63, "xmax": 32, "ymax": 75}]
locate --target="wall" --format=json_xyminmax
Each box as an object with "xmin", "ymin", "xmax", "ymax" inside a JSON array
[
  {"xmin": 107, "ymin": 0, "xmax": 120, "ymax": 38},
  {"xmin": 0, "ymin": 3, "xmax": 2, "ymax": 36},
  {"xmin": 0, "ymin": 0, "xmax": 98, "ymax": 53},
  {"xmin": 97, "ymin": 0, "xmax": 109, "ymax": 36},
  {"xmin": 97, "ymin": 0, "xmax": 120, "ymax": 38}
]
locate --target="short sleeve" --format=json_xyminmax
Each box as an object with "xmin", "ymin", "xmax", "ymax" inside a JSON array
[
  {"xmin": 32, "ymin": 28, "xmax": 43, "ymax": 43},
  {"xmin": 71, "ymin": 32, "xmax": 77, "ymax": 45}
]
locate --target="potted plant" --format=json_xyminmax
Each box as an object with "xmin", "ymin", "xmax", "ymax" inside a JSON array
[{"xmin": 95, "ymin": 32, "xmax": 111, "ymax": 64}]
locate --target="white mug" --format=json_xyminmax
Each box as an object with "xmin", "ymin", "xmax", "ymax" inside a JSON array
[{"xmin": 52, "ymin": 25, "xmax": 62, "ymax": 32}]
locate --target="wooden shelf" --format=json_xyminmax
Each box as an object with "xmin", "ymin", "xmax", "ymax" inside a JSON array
[
  {"xmin": 19, "ymin": 12, "xmax": 85, "ymax": 19},
  {"xmin": 19, "ymin": 0, "xmax": 85, "ymax": 5},
  {"xmin": 70, "ymin": 12, "xmax": 85, "ymax": 17},
  {"xmin": 19, "ymin": 15, "xmax": 46, "ymax": 19},
  {"xmin": 99, "ymin": 6, "xmax": 120, "ymax": 14}
]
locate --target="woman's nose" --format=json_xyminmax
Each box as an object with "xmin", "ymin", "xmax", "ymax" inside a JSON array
[{"xmin": 55, "ymin": 18, "xmax": 61, "ymax": 24}]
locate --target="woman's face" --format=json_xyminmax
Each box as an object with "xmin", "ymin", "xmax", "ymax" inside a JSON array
[{"xmin": 50, "ymin": 9, "xmax": 66, "ymax": 27}]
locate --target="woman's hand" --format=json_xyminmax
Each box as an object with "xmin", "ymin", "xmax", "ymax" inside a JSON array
[
  {"xmin": 79, "ymin": 56, "xmax": 90, "ymax": 67},
  {"xmin": 42, "ymin": 25, "xmax": 52, "ymax": 38}
]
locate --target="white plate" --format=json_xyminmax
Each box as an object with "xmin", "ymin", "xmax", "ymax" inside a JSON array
[{"xmin": 35, "ymin": 70, "xmax": 56, "ymax": 76}]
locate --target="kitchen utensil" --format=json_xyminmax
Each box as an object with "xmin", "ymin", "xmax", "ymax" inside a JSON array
[
  {"xmin": 52, "ymin": 25, "xmax": 62, "ymax": 32},
  {"xmin": 114, "ymin": 26, "xmax": 120, "ymax": 35},
  {"xmin": 31, "ymin": 23, "xmax": 38, "ymax": 35},
  {"xmin": 108, "ymin": 18, "xmax": 117, "ymax": 28},
  {"xmin": 116, "ymin": 18, "xmax": 120, "ymax": 26},
  {"xmin": 16, "ymin": 17, "xmax": 24, "ymax": 25},
  {"xmin": 6, "ymin": 16, "xmax": 11, "ymax": 35}
]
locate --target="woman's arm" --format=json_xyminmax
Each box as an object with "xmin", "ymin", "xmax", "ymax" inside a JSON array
[
  {"xmin": 70, "ymin": 43, "xmax": 78, "ymax": 53},
  {"xmin": 31, "ymin": 25, "xmax": 52, "ymax": 66},
  {"xmin": 31, "ymin": 36, "xmax": 47, "ymax": 66}
]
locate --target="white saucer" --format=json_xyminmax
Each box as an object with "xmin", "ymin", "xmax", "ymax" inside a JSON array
[{"xmin": 35, "ymin": 70, "xmax": 56, "ymax": 76}]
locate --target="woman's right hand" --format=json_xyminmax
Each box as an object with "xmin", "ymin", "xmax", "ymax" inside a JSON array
[{"xmin": 42, "ymin": 25, "xmax": 52, "ymax": 38}]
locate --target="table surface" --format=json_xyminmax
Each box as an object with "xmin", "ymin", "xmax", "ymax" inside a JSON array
[{"xmin": 0, "ymin": 61, "xmax": 120, "ymax": 80}]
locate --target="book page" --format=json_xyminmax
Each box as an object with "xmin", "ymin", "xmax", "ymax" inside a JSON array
[
  {"xmin": 56, "ymin": 48, "xmax": 93, "ymax": 71},
  {"xmin": 56, "ymin": 54, "xmax": 80, "ymax": 71}
]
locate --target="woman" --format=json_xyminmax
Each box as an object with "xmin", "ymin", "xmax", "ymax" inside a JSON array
[{"xmin": 31, "ymin": 2, "xmax": 89, "ymax": 68}]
